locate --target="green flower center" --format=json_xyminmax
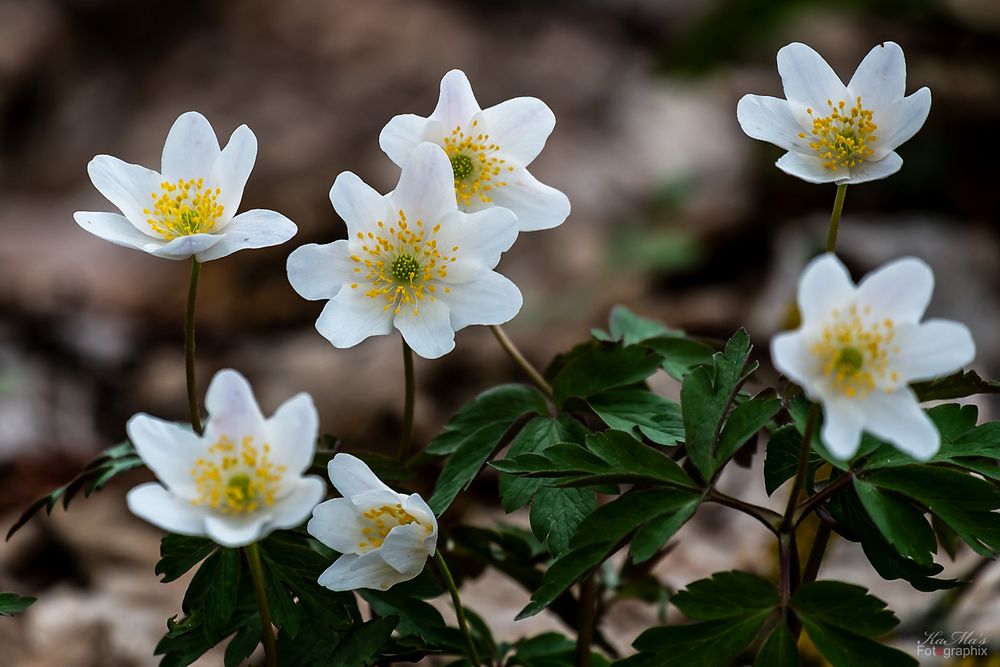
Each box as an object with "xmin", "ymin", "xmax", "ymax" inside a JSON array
[
  {"xmin": 835, "ymin": 346, "xmax": 864, "ymax": 376},
  {"xmin": 391, "ymin": 254, "xmax": 422, "ymax": 284},
  {"xmin": 450, "ymin": 153, "xmax": 475, "ymax": 181}
]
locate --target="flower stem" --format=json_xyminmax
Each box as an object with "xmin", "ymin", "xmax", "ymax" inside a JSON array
[
  {"xmin": 780, "ymin": 403, "xmax": 821, "ymax": 531},
  {"xmin": 825, "ymin": 184, "xmax": 848, "ymax": 253},
  {"xmin": 490, "ymin": 325, "xmax": 553, "ymax": 399},
  {"xmin": 185, "ymin": 258, "xmax": 203, "ymax": 435},
  {"xmin": 433, "ymin": 550, "xmax": 481, "ymax": 667},
  {"xmin": 399, "ymin": 339, "xmax": 416, "ymax": 462},
  {"xmin": 575, "ymin": 572, "xmax": 597, "ymax": 667},
  {"xmin": 801, "ymin": 521, "xmax": 832, "ymax": 586},
  {"xmin": 244, "ymin": 542, "xmax": 277, "ymax": 667}
]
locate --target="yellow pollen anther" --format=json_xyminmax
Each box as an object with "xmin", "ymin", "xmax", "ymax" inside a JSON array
[
  {"xmin": 190, "ymin": 435, "xmax": 285, "ymax": 514},
  {"xmin": 442, "ymin": 124, "xmax": 509, "ymax": 206},
  {"xmin": 146, "ymin": 178, "xmax": 224, "ymax": 239},
  {"xmin": 806, "ymin": 96, "xmax": 877, "ymax": 171},
  {"xmin": 810, "ymin": 307, "xmax": 897, "ymax": 398},
  {"xmin": 355, "ymin": 503, "xmax": 423, "ymax": 551}
]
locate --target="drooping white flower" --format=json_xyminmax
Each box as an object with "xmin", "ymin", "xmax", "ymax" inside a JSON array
[
  {"xmin": 771, "ymin": 254, "xmax": 975, "ymax": 460},
  {"xmin": 74, "ymin": 111, "xmax": 297, "ymax": 261},
  {"xmin": 126, "ymin": 369, "xmax": 325, "ymax": 548},
  {"xmin": 379, "ymin": 69, "xmax": 570, "ymax": 232},
  {"xmin": 308, "ymin": 453, "xmax": 437, "ymax": 592},
  {"xmin": 737, "ymin": 42, "xmax": 931, "ymax": 184},
  {"xmin": 286, "ymin": 142, "xmax": 522, "ymax": 359}
]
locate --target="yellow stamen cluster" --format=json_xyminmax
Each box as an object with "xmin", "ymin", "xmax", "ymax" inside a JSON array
[
  {"xmin": 349, "ymin": 210, "xmax": 458, "ymax": 316},
  {"xmin": 145, "ymin": 178, "xmax": 224, "ymax": 240},
  {"xmin": 799, "ymin": 97, "xmax": 878, "ymax": 171},
  {"xmin": 191, "ymin": 435, "xmax": 285, "ymax": 514},
  {"xmin": 357, "ymin": 502, "xmax": 429, "ymax": 550},
  {"xmin": 810, "ymin": 305, "xmax": 899, "ymax": 398},
  {"xmin": 442, "ymin": 120, "xmax": 514, "ymax": 206}
]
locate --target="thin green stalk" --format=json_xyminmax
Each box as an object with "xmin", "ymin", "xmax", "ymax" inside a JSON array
[
  {"xmin": 399, "ymin": 339, "xmax": 415, "ymax": 462},
  {"xmin": 244, "ymin": 542, "xmax": 277, "ymax": 667},
  {"xmin": 826, "ymin": 184, "xmax": 848, "ymax": 253},
  {"xmin": 185, "ymin": 258, "xmax": 203, "ymax": 435},
  {"xmin": 575, "ymin": 573, "xmax": 597, "ymax": 667},
  {"xmin": 490, "ymin": 325, "xmax": 553, "ymax": 399},
  {"xmin": 433, "ymin": 550, "xmax": 481, "ymax": 667},
  {"xmin": 780, "ymin": 403, "xmax": 821, "ymax": 531}
]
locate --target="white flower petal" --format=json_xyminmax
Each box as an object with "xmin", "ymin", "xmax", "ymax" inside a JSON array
[
  {"xmin": 872, "ymin": 88, "xmax": 931, "ymax": 156},
  {"xmin": 737, "ymin": 95, "xmax": 810, "ymax": 152},
  {"xmin": 127, "ymin": 483, "xmax": 206, "ymax": 536},
  {"xmin": 390, "ymin": 143, "xmax": 456, "ymax": 223},
  {"xmin": 126, "ymin": 414, "xmax": 203, "ymax": 497},
  {"xmin": 380, "ymin": 523, "xmax": 432, "ymax": 575},
  {"xmin": 161, "ymin": 111, "xmax": 221, "ymax": 181},
  {"xmin": 846, "ymin": 152, "xmax": 903, "ymax": 184},
  {"xmin": 480, "ymin": 166, "xmax": 570, "ymax": 232},
  {"xmin": 442, "ymin": 272, "xmax": 522, "ymax": 330},
  {"xmin": 403, "ymin": 494, "xmax": 438, "ymax": 537},
  {"xmin": 203, "ymin": 369, "xmax": 266, "ymax": 443},
  {"xmin": 480, "ymin": 96, "xmax": 555, "ymax": 165},
  {"xmin": 211, "ymin": 124, "xmax": 258, "ymax": 225},
  {"xmin": 87, "ymin": 155, "xmax": 163, "ymax": 233},
  {"xmin": 856, "ymin": 256, "xmax": 932, "ymax": 323},
  {"xmin": 394, "ymin": 297, "xmax": 455, "ymax": 359},
  {"xmin": 435, "ymin": 207, "xmax": 519, "ymax": 278},
  {"xmin": 74, "ymin": 211, "xmax": 155, "ymax": 250},
  {"xmin": 268, "ymin": 476, "xmax": 325, "ymax": 530},
  {"xmin": 308, "ymin": 497, "xmax": 369, "ymax": 554},
  {"xmin": 194, "ymin": 209, "xmax": 297, "ymax": 262},
  {"xmin": 820, "ymin": 397, "xmax": 865, "ymax": 460},
  {"xmin": 777, "ymin": 42, "xmax": 849, "ymax": 111},
  {"xmin": 797, "ymin": 253, "xmax": 855, "ymax": 324},
  {"xmin": 204, "ymin": 514, "xmax": 269, "ymax": 548},
  {"xmin": 770, "ymin": 331, "xmax": 816, "ymax": 389},
  {"xmin": 891, "ymin": 320, "xmax": 975, "ymax": 382},
  {"xmin": 314, "ymin": 286, "xmax": 394, "ymax": 349},
  {"xmin": 861, "ymin": 390, "xmax": 940, "ymax": 460},
  {"xmin": 317, "ymin": 551, "xmax": 410, "ymax": 592},
  {"xmin": 329, "ymin": 171, "xmax": 395, "ymax": 238},
  {"xmin": 430, "ymin": 69, "xmax": 482, "ymax": 128},
  {"xmin": 286, "ymin": 241, "xmax": 357, "ymax": 301},
  {"xmin": 847, "ymin": 42, "xmax": 906, "ymax": 113},
  {"xmin": 267, "ymin": 392, "xmax": 319, "ymax": 475},
  {"xmin": 379, "ymin": 113, "xmax": 433, "ymax": 166},
  {"xmin": 775, "ymin": 151, "xmax": 841, "ymax": 184},
  {"xmin": 328, "ymin": 453, "xmax": 394, "ymax": 500},
  {"xmin": 148, "ymin": 233, "xmax": 224, "ymax": 261}
]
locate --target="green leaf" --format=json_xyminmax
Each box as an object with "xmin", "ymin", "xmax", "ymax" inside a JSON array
[
  {"xmin": 517, "ymin": 542, "xmax": 609, "ymax": 620},
  {"xmin": 792, "ymin": 581, "xmax": 916, "ymax": 667},
  {"xmin": 360, "ymin": 589, "xmax": 459, "ymax": 650},
  {"xmin": 912, "ymin": 369, "xmax": 1000, "ymax": 402},
  {"xmin": 7, "ymin": 441, "xmax": 143, "ymax": 539},
  {"xmin": 588, "ymin": 388, "xmax": 684, "ymax": 445},
  {"xmin": 643, "ymin": 336, "xmax": 718, "ymax": 381},
  {"xmin": 427, "ymin": 384, "xmax": 548, "ymax": 515},
  {"xmin": 530, "ymin": 487, "xmax": 598, "ymax": 556},
  {"xmin": 621, "ymin": 615, "xmax": 772, "ymax": 667},
  {"xmin": 182, "ymin": 548, "xmax": 241, "ymax": 638},
  {"xmin": 0, "ymin": 592, "xmax": 36, "ymax": 616},
  {"xmin": 716, "ymin": 392, "xmax": 780, "ymax": 464},
  {"xmin": 593, "ymin": 305, "xmax": 678, "ymax": 345},
  {"xmin": 864, "ymin": 465, "xmax": 1000, "ymax": 556},
  {"xmin": 156, "ymin": 535, "xmax": 217, "ymax": 583},
  {"xmin": 629, "ymin": 495, "xmax": 701, "ymax": 563},
  {"xmin": 223, "ymin": 613, "xmax": 262, "ymax": 667},
  {"xmin": 551, "ymin": 343, "xmax": 663, "ymax": 407},
  {"xmin": 755, "ymin": 622, "xmax": 799, "ymax": 667},
  {"xmin": 863, "ymin": 404, "xmax": 985, "ymax": 469},
  {"xmin": 671, "ymin": 571, "xmax": 778, "ymax": 620},
  {"xmin": 275, "ymin": 616, "xmax": 398, "ymax": 667},
  {"xmin": 585, "ymin": 430, "xmax": 694, "ymax": 488},
  {"xmin": 680, "ymin": 329, "xmax": 755, "ymax": 480},
  {"xmin": 853, "ymin": 479, "xmax": 936, "ymax": 566},
  {"xmin": 763, "ymin": 425, "xmax": 823, "ymax": 496},
  {"xmin": 500, "ymin": 416, "xmax": 588, "ymax": 512}
]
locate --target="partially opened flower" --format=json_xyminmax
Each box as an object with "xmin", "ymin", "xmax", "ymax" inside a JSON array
[
  {"xmin": 379, "ymin": 69, "xmax": 570, "ymax": 232},
  {"xmin": 737, "ymin": 42, "xmax": 931, "ymax": 184},
  {"xmin": 126, "ymin": 369, "xmax": 324, "ymax": 547},
  {"xmin": 772, "ymin": 254, "xmax": 975, "ymax": 460},
  {"xmin": 287, "ymin": 142, "xmax": 522, "ymax": 359},
  {"xmin": 75, "ymin": 111, "xmax": 296, "ymax": 261},
  {"xmin": 308, "ymin": 453, "xmax": 437, "ymax": 592}
]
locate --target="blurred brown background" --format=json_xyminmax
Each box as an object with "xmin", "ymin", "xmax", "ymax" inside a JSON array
[{"xmin": 1, "ymin": 0, "xmax": 999, "ymax": 664}]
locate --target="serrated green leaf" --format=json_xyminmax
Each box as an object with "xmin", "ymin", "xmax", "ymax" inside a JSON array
[
  {"xmin": 671, "ymin": 571, "xmax": 778, "ymax": 621},
  {"xmin": 643, "ymin": 336, "xmax": 718, "ymax": 381},
  {"xmin": 755, "ymin": 622, "xmax": 799, "ymax": 666},
  {"xmin": 791, "ymin": 581, "xmax": 898, "ymax": 636},
  {"xmin": 517, "ymin": 542, "xmax": 610, "ymax": 620},
  {"xmin": 500, "ymin": 416, "xmax": 588, "ymax": 512},
  {"xmin": 621, "ymin": 614, "xmax": 772, "ymax": 667},
  {"xmin": 182, "ymin": 548, "xmax": 240, "ymax": 638},
  {"xmin": 223, "ymin": 613, "xmax": 261, "ymax": 667},
  {"xmin": 360, "ymin": 589, "xmax": 459, "ymax": 650},
  {"xmin": 156, "ymin": 535, "xmax": 217, "ymax": 583},
  {"xmin": 428, "ymin": 384, "xmax": 548, "ymax": 514},
  {"xmin": 571, "ymin": 488, "xmax": 698, "ymax": 551},
  {"xmin": 585, "ymin": 430, "xmax": 695, "ymax": 488},
  {"xmin": 329, "ymin": 616, "xmax": 398, "ymax": 666},
  {"xmin": 629, "ymin": 495, "xmax": 700, "ymax": 563},
  {"xmin": 912, "ymin": 369, "xmax": 1000, "ymax": 402},
  {"xmin": 552, "ymin": 343, "xmax": 663, "ymax": 407},
  {"xmin": 0, "ymin": 592, "xmax": 36, "ymax": 616},
  {"xmin": 764, "ymin": 425, "xmax": 824, "ymax": 496},
  {"xmin": 588, "ymin": 388, "xmax": 684, "ymax": 445},
  {"xmin": 853, "ymin": 479, "xmax": 936, "ymax": 566},
  {"xmin": 716, "ymin": 392, "xmax": 780, "ymax": 463},
  {"xmin": 530, "ymin": 487, "xmax": 597, "ymax": 556},
  {"xmin": 798, "ymin": 620, "xmax": 917, "ymax": 667}
]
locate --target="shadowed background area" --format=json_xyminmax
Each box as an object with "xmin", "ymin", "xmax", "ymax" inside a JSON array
[{"xmin": 1, "ymin": 0, "xmax": 999, "ymax": 664}]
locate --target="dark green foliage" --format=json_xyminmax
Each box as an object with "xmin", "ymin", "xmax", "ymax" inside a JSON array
[{"xmin": 0, "ymin": 592, "xmax": 35, "ymax": 616}]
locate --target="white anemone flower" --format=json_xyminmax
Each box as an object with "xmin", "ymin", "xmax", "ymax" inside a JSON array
[
  {"xmin": 379, "ymin": 69, "xmax": 570, "ymax": 232},
  {"xmin": 74, "ymin": 111, "xmax": 297, "ymax": 261},
  {"xmin": 286, "ymin": 142, "xmax": 522, "ymax": 359},
  {"xmin": 308, "ymin": 453, "xmax": 438, "ymax": 592},
  {"xmin": 771, "ymin": 254, "xmax": 975, "ymax": 460},
  {"xmin": 737, "ymin": 42, "xmax": 931, "ymax": 184},
  {"xmin": 126, "ymin": 369, "xmax": 325, "ymax": 548}
]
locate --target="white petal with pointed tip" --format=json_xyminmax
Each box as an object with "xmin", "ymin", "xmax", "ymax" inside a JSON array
[
  {"xmin": 286, "ymin": 241, "xmax": 357, "ymax": 301},
  {"xmin": 329, "ymin": 171, "xmax": 396, "ymax": 239},
  {"xmin": 267, "ymin": 393, "xmax": 319, "ymax": 475},
  {"xmin": 87, "ymin": 155, "xmax": 163, "ymax": 233},
  {"xmin": 873, "ymin": 89, "xmax": 931, "ymax": 156},
  {"xmin": 127, "ymin": 483, "xmax": 206, "ymax": 536},
  {"xmin": 797, "ymin": 254, "xmax": 854, "ymax": 324},
  {"xmin": 481, "ymin": 166, "xmax": 570, "ymax": 232},
  {"xmin": 394, "ymin": 297, "xmax": 455, "ymax": 359},
  {"xmin": 211, "ymin": 124, "xmax": 257, "ymax": 226},
  {"xmin": 891, "ymin": 320, "xmax": 975, "ymax": 382},
  {"xmin": 127, "ymin": 414, "xmax": 203, "ymax": 497},
  {"xmin": 847, "ymin": 42, "xmax": 906, "ymax": 112},
  {"xmin": 379, "ymin": 113, "xmax": 433, "ymax": 165},
  {"xmin": 328, "ymin": 453, "xmax": 393, "ymax": 500},
  {"xmin": 443, "ymin": 272, "xmax": 522, "ymax": 330},
  {"xmin": 390, "ymin": 143, "xmax": 457, "ymax": 223},
  {"xmin": 431, "ymin": 69, "xmax": 482, "ymax": 127},
  {"xmin": 777, "ymin": 42, "xmax": 848, "ymax": 111},
  {"xmin": 737, "ymin": 95, "xmax": 810, "ymax": 153},
  {"xmin": 74, "ymin": 211, "xmax": 156, "ymax": 251},
  {"xmin": 203, "ymin": 369, "xmax": 266, "ymax": 443},
  {"xmin": 315, "ymin": 287, "xmax": 395, "ymax": 349},
  {"xmin": 861, "ymin": 390, "xmax": 940, "ymax": 460},
  {"xmin": 820, "ymin": 398, "xmax": 866, "ymax": 460},
  {"xmin": 479, "ymin": 96, "xmax": 555, "ymax": 165},
  {"xmin": 855, "ymin": 257, "xmax": 933, "ymax": 323}
]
